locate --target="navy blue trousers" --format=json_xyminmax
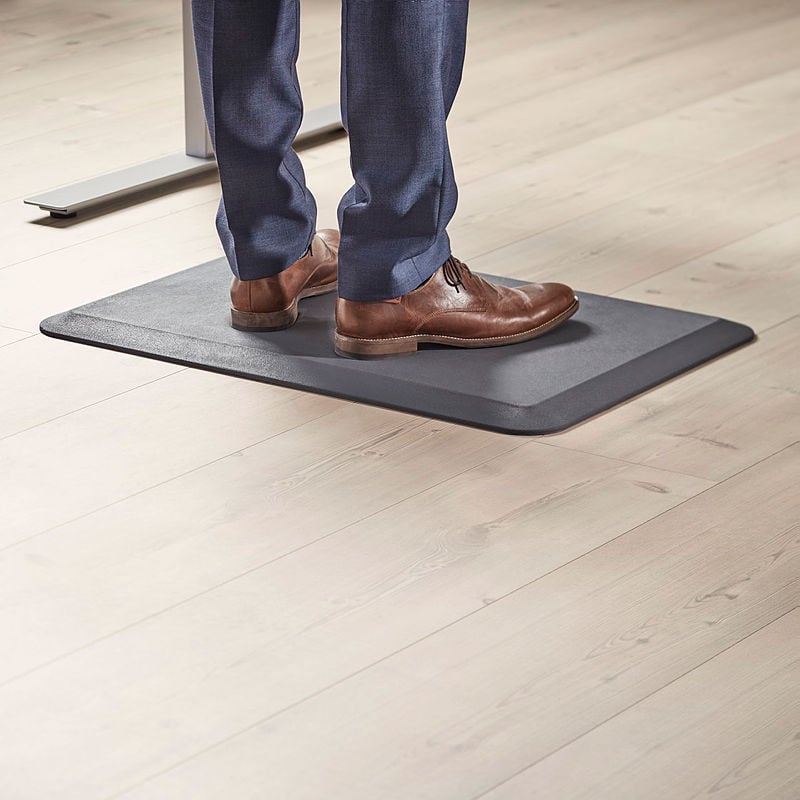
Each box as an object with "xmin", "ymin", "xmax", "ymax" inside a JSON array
[{"xmin": 190, "ymin": 0, "xmax": 469, "ymax": 301}]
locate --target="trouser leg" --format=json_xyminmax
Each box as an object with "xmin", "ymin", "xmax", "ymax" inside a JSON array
[
  {"xmin": 336, "ymin": 0, "xmax": 470, "ymax": 301},
  {"xmin": 190, "ymin": 0, "xmax": 317, "ymax": 280}
]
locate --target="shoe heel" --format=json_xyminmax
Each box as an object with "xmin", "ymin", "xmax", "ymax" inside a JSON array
[
  {"xmin": 231, "ymin": 304, "xmax": 298, "ymax": 332},
  {"xmin": 334, "ymin": 332, "xmax": 418, "ymax": 359}
]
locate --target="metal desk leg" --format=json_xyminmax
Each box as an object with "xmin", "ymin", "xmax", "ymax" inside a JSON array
[{"xmin": 24, "ymin": 0, "xmax": 343, "ymax": 219}]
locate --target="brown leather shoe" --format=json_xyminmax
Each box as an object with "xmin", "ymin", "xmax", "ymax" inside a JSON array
[
  {"xmin": 230, "ymin": 228, "xmax": 339, "ymax": 331},
  {"xmin": 334, "ymin": 254, "xmax": 578, "ymax": 358}
]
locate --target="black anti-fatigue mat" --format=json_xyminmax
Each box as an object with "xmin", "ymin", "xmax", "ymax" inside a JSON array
[{"xmin": 40, "ymin": 258, "xmax": 755, "ymax": 434}]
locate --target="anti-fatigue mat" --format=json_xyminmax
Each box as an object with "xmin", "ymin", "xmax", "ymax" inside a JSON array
[{"xmin": 40, "ymin": 258, "xmax": 755, "ymax": 434}]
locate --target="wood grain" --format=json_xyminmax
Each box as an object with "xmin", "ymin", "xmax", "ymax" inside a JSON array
[
  {"xmin": 546, "ymin": 316, "xmax": 800, "ymax": 482},
  {"xmin": 482, "ymin": 608, "xmax": 800, "ymax": 800},
  {"xmin": 91, "ymin": 445, "xmax": 800, "ymax": 800},
  {"xmin": 1, "ymin": 0, "xmax": 798, "ymax": 797},
  {"xmin": 0, "ymin": 324, "xmax": 33, "ymax": 347},
  {"xmin": 0, "ymin": 440, "xmax": 718, "ymax": 798}
]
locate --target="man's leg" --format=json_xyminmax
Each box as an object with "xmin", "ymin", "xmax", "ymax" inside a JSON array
[
  {"xmin": 333, "ymin": 0, "xmax": 578, "ymax": 359},
  {"xmin": 190, "ymin": 0, "xmax": 317, "ymax": 280},
  {"xmin": 336, "ymin": 0, "xmax": 470, "ymax": 301}
]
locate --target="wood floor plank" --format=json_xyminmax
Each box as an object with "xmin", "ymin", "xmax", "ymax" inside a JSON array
[
  {"xmin": 0, "ymin": 410, "xmax": 529, "ymax": 682},
  {"xmin": 70, "ymin": 444, "xmax": 800, "ymax": 800},
  {"xmin": 3, "ymin": 97, "xmax": 187, "ymax": 201},
  {"xmin": 596, "ymin": 67, "xmax": 800, "ymax": 165},
  {"xmin": 451, "ymin": 141, "xmax": 708, "ymax": 260},
  {"xmin": 456, "ymin": 0, "xmax": 800, "ymax": 143},
  {"xmin": 0, "ymin": 370, "xmax": 342, "ymax": 548},
  {"xmin": 0, "ymin": 177, "xmax": 221, "ymax": 272},
  {"xmin": 452, "ymin": 13, "xmax": 800, "ymax": 183},
  {"xmin": 0, "ymin": 17, "xmax": 181, "ymax": 100},
  {"xmin": 457, "ymin": 68, "xmax": 800, "ymax": 262},
  {"xmin": 0, "ymin": 5, "xmax": 172, "ymax": 59},
  {"xmin": 0, "ymin": 324, "xmax": 32, "ymax": 347},
  {"xmin": 469, "ymin": 134, "xmax": 800, "ymax": 294},
  {"xmin": 0, "ymin": 200, "xmax": 226, "ymax": 331},
  {"xmin": 0, "ymin": 445, "xmax": 715, "ymax": 798},
  {"xmin": 545, "ymin": 316, "xmax": 799, "ymax": 481},
  {"xmin": 0, "ymin": 334, "xmax": 180, "ymax": 440},
  {"xmin": 0, "ymin": 53, "xmax": 182, "ymax": 148},
  {"xmin": 617, "ymin": 214, "xmax": 800, "ymax": 332},
  {"xmin": 481, "ymin": 609, "xmax": 800, "ymax": 800}
]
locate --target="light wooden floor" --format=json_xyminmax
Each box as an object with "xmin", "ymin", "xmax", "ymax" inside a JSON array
[{"xmin": 1, "ymin": 0, "xmax": 798, "ymax": 797}]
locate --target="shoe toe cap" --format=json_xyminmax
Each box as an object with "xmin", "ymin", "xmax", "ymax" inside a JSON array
[{"xmin": 519, "ymin": 280, "xmax": 577, "ymax": 314}]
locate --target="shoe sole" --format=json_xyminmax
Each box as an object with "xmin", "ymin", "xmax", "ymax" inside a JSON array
[
  {"xmin": 334, "ymin": 297, "xmax": 580, "ymax": 359},
  {"xmin": 230, "ymin": 280, "xmax": 338, "ymax": 332}
]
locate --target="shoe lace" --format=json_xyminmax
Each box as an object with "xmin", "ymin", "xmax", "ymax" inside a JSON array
[{"xmin": 442, "ymin": 255, "xmax": 471, "ymax": 293}]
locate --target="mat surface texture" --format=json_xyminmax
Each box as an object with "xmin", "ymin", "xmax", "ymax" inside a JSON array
[{"xmin": 40, "ymin": 259, "xmax": 755, "ymax": 434}]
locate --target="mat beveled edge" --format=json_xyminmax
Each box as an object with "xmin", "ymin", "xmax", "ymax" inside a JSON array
[
  {"xmin": 38, "ymin": 309, "xmax": 756, "ymax": 436},
  {"xmin": 38, "ymin": 309, "xmax": 529, "ymax": 434},
  {"xmin": 524, "ymin": 316, "xmax": 757, "ymax": 434}
]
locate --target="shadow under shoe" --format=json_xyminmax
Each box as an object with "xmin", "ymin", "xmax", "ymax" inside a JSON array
[
  {"xmin": 334, "ymin": 255, "xmax": 579, "ymax": 358},
  {"xmin": 230, "ymin": 228, "xmax": 340, "ymax": 332}
]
